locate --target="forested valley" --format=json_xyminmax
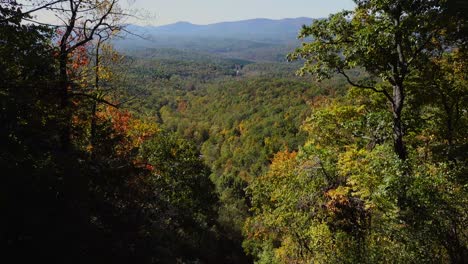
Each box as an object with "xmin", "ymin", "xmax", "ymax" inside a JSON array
[{"xmin": 1, "ymin": 1, "xmax": 467, "ymax": 263}]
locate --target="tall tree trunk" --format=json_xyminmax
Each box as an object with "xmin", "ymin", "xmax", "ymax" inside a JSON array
[
  {"xmin": 58, "ymin": 1, "xmax": 77, "ymax": 152},
  {"xmin": 90, "ymin": 38, "xmax": 101, "ymax": 158},
  {"xmin": 59, "ymin": 50, "xmax": 71, "ymax": 152},
  {"xmin": 446, "ymin": 224, "xmax": 468, "ymax": 264},
  {"xmin": 392, "ymin": 4, "xmax": 407, "ymax": 161},
  {"xmin": 392, "ymin": 83, "xmax": 406, "ymax": 160}
]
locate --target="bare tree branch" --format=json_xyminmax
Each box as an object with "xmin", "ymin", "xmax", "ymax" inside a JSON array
[
  {"xmin": 337, "ymin": 68, "xmax": 394, "ymax": 104},
  {"xmin": 0, "ymin": 0, "xmax": 67, "ymax": 23},
  {"xmin": 70, "ymin": 92, "xmax": 119, "ymax": 108}
]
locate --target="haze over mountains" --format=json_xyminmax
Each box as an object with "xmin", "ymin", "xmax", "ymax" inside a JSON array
[
  {"xmin": 129, "ymin": 17, "xmax": 313, "ymax": 41},
  {"xmin": 117, "ymin": 17, "xmax": 315, "ymax": 62}
]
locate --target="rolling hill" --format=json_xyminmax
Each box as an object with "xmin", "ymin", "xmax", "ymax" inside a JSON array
[{"xmin": 116, "ymin": 17, "xmax": 315, "ymax": 62}]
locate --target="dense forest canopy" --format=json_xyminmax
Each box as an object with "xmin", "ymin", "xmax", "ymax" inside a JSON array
[{"xmin": 1, "ymin": 0, "xmax": 467, "ymax": 263}]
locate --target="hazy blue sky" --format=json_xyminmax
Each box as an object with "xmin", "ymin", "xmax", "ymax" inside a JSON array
[{"xmin": 127, "ymin": 0, "xmax": 356, "ymax": 25}]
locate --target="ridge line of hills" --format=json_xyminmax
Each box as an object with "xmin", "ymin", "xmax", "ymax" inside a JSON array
[
  {"xmin": 117, "ymin": 17, "xmax": 317, "ymax": 62},
  {"xmin": 123, "ymin": 17, "xmax": 316, "ymax": 42}
]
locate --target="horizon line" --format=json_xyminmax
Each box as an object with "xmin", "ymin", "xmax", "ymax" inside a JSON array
[{"xmin": 133, "ymin": 16, "xmax": 318, "ymax": 27}]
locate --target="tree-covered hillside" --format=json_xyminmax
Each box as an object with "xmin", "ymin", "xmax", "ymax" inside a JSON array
[
  {"xmin": 115, "ymin": 18, "xmax": 314, "ymax": 62},
  {"xmin": 2, "ymin": 0, "xmax": 467, "ymax": 263}
]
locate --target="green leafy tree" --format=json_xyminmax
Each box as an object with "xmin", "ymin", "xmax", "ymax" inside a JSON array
[
  {"xmin": 244, "ymin": 89, "xmax": 409, "ymax": 263},
  {"xmin": 289, "ymin": 0, "xmax": 465, "ymax": 160},
  {"xmin": 138, "ymin": 132, "xmax": 222, "ymax": 262},
  {"xmin": 245, "ymin": 85, "xmax": 467, "ymax": 263}
]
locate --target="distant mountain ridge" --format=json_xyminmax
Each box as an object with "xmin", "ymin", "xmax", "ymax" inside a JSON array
[
  {"xmin": 126, "ymin": 17, "xmax": 315, "ymax": 42},
  {"xmin": 118, "ymin": 18, "xmax": 316, "ymax": 62}
]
